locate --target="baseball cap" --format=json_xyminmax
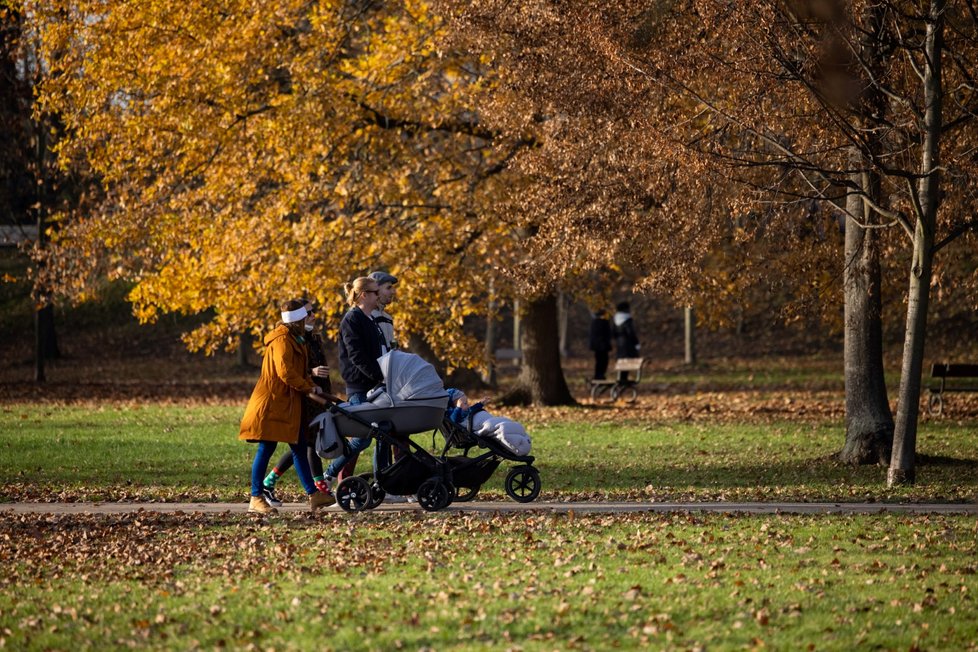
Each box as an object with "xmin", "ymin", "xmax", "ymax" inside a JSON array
[{"xmin": 368, "ymin": 271, "xmax": 398, "ymax": 286}]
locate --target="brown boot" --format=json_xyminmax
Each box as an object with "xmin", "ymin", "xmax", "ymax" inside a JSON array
[
  {"xmin": 310, "ymin": 490, "xmax": 336, "ymax": 511},
  {"xmin": 248, "ymin": 495, "xmax": 277, "ymax": 514}
]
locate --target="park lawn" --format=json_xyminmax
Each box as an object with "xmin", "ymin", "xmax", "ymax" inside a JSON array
[
  {"xmin": 2, "ymin": 401, "xmax": 976, "ymax": 650},
  {"xmin": 1, "ymin": 404, "xmax": 976, "ymax": 503},
  {"xmin": 1, "ymin": 510, "xmax": 976, "ymax": 651}
]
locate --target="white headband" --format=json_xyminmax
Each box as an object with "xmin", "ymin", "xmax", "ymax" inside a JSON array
[{"xmin": 281, "ymin": 306, "xmax": 308, "ymax": 323}]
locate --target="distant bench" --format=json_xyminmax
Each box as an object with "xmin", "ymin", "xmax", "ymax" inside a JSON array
[
  {"xmin": 494, "ymin": 348, "xmax": 522, "ymax": 365},
  {"xmin": 586, "ymin": 358, "xmax": 647, "ymax": 403},
  {"xmin": 928, "ymin": 363, "xmax": 978, "ymax": 416}
]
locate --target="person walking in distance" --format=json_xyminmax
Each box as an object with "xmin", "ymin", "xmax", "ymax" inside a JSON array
[
  {"xmin": 613, "ymin": 301, "xmax": 640, "ymax": 384},
  {"xmin": 589, "ymin": 308, "xmax": 612, "ymax": 381}
]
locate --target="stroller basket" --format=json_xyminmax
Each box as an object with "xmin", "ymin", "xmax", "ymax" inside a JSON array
[
  {"xmin": 376, "ymin": 454, "xmax": 438, "ymax": 496},
  {"xmin": 449, "ymin": 456, "xmax": 500, "ymax": 488}
]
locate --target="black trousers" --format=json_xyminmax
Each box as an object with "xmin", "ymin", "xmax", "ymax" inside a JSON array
[{"xmin": 593, "ymin": 351, "xmax": 609, "ymax": 380}]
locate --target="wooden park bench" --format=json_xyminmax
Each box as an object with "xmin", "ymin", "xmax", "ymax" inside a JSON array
[
  {"xmin": 928, "ymin": 363, "xmax": 978, "ymax": 416},
  {"xmin": 494, "ymin": 348, "xmax": 522, "ymax": 365},
  {"xmin": 587, "ymin": 358, "xmax": 647, "ymax": 403}
]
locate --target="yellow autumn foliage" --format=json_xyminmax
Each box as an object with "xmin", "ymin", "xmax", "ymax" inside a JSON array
[{"xmin": 30, "ymin": 0, "xmax": 531, "ymax": 367}]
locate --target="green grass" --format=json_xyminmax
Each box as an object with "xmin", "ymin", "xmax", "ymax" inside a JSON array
[
  {"xmin": 653, "ymin": 356, "xmax": 846, "ymax": 390},
  {"xmin": 2, "ymin": 405, "xmax": 977, "ymax": 503},
  {"xmin": 1, "ymin": 405, "xmax": 242, "ymax": 500},
  {"xmin": 2, "ymin": 402, "xmax": 978, "ymax": 650},
  {"xmin": 1, "ymin": 511, "xmax": 976, "ymax": 650}
]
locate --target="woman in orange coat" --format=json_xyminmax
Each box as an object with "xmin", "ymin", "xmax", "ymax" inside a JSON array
[{"xmin": 240, "ymin": 298, "xmax": 335, "ymax": 514}]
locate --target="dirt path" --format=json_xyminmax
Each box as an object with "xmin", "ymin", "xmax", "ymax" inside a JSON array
[{"xmin": 2, "ymin": 500, "xmax": 976, "ymax": 515}]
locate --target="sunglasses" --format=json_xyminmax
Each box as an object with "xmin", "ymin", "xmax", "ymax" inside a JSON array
[{"xmin": 362, "ymin": 289, "xmax": 379, "ymax": 295}]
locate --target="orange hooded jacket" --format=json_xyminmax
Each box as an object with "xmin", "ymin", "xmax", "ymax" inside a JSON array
[{"xmin": 239, "ymin": 324, "xmax": 314, "ymax": 444}]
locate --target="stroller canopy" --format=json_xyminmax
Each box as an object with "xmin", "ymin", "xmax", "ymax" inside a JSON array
[{"xmin": 379, "ymin": 351, "xmax": 446, "ymax": 401}]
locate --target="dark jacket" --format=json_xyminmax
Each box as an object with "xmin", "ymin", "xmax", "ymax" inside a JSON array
[
  {"xmin": 338, "ymin": 307, "xmax": 386, "ymax": 395},
  {"xmin": 306, "ymin": 332, "xmax": 332, "ymax": 393},
  {"xmin": 589, "ymin": 315, "xmax": 612, "ymax": 352},
  {"xmin": 613, "ymin": 312, "xmax": 640, "ymax": 358},
  {"xmin": 304, "ymin": 332, "xmax": 331, "ymax": 420}
]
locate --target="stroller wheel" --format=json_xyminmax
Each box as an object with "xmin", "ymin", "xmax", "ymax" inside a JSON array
[
  {"xmin": 454, "ymin": 485, "xmax": 480, "ymax": 502},
  {"xmin": 358, "ymin": 472, "xmax": 385, "ymax": 509},
  {"xmin": 417, "ymin": 478, "xmax": 452, "ymax": 512},
  {"xmin": 336, "ymin": 476, "xmax": 372, "ymax": 513},
  {"xmin": 505, "ymin": 465, "xmax": 541, "ymax": 503}
]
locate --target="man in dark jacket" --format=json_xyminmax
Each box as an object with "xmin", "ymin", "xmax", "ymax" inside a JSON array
[{"xmin": 589, "ymin": 309, "xmax": 613, "ymax": 380}]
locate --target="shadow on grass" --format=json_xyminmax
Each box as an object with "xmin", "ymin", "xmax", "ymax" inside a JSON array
[{"xmin": 916, "ymin": 454, "xmax": 978, "ymax": 467}]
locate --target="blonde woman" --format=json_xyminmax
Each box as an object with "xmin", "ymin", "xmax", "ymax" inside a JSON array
[{"xmin": 324, "ymin": 277, "xmax": 388, "ymax": 484}]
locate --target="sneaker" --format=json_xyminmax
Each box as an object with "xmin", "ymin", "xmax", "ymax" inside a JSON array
[
  {"xmin": 248, "ymin": 495, "xmax": 277, "ymax": 515},
  {"xmin": 262, "ymin": 486, "xmax": 283, "ymax": 508}
]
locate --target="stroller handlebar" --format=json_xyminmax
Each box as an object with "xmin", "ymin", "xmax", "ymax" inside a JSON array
[{"xmin": 308, "ymin": 392, "xmax": 344, "ymax": 406}]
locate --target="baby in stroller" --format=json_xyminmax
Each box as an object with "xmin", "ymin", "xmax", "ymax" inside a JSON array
[{"xmin": 445, "ymin": 388, "xmax": 532, "ymax": 456}]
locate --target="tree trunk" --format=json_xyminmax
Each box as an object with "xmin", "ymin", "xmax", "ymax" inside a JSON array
[
  {"xmin": 483, "ymin": 305, "xmax": 498, "ymax": 388},
  {"xmin": 236, "ymin": 332, "xmax": 252, "ymax": 368},
  {"xmin": 840, "ymin": 167, "xmax": 892, "ymax": 464},
  {"xmin": 889, "ymin": 0, "xmax": 944, "ymax": 486},
  {"xmin": 499, "ymin": 293, "xmax": 575, "ymax": 406},
  {"xmin": 34, "ymin": 305, "xmax": 46, "ymax": 383},
  {"xmin": 557, "ymin": 291, "xmax": 568, "ymax": 358},
  {"xmin": 483, "ymin": 277, "xmax": 498, "ymax": 387},
  {"xmin": 33, "ymin": 96, "xmax": 51, "ymax": 383},
  {"xmin": 684, "ymin": 306, "xmax": 696, "ymax": 366},
  {"xmin": 839, "ymin": 2, "xmax": 895, "ymax": 465}
]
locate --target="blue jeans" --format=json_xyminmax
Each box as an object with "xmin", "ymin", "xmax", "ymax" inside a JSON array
[
  {"xmin": 251, "ymin": 439, "xmax": 316, "ymax": 497},
  {"xmin": 325, "ymin": 392, "xmax": 381, "ymax": 477}
]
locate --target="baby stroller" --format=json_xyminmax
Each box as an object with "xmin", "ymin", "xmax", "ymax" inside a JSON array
[
  {"xmin": 310, "ymin": 351, "xmax": 530, "ymax": 512},
  {"xmin": 436, "ymin": 409, "xmax": 540, "ymax": 505}
]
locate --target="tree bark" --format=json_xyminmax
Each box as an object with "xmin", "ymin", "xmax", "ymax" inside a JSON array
[
  {"xmin": 684, "ymin": 306, "xmax": 696, "ymax": 366},
  {"xmin": 840, "ymin": 167, "xmax": 892, "ymax": 464},
  {"xmin": 889, "ymin": 0, "xmax": 944, "ymax": 486},
  {"xmin": 483, "ymin": 306, "xmax": 498, "ymax": 388},
  {"xmin": 838, "ymin": 2, "xmax": 895, "ymax": 465},
  {"xmin": 483, "ymin": 277, "xmax": 498, "ymax": 387},
  {"xmin": 236, "ymin": 332, "xmax": 252, "ymax": 368},
  {"xmin": 499, "ymin": 293, "xmax": 575, "ymax": 406},
  {"xmin": 557, "ymin": 291, "xmax": 568, "ymax": 358}
]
